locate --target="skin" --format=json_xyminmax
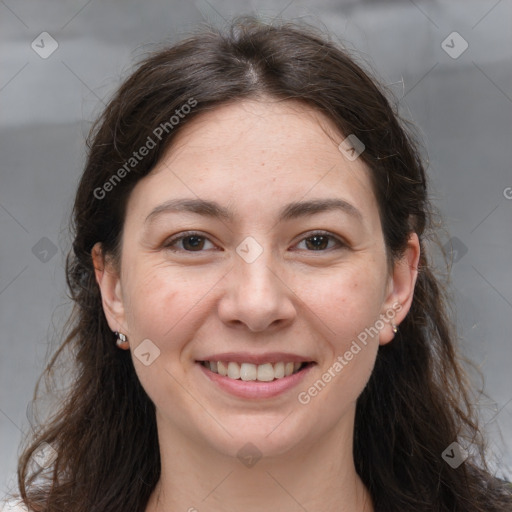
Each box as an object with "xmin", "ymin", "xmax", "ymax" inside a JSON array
[{"xmin": 92, "ymin": 98, "xmax": 420, "ymax": 512}]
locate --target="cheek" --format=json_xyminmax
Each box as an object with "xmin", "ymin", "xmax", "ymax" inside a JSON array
[
  {"xmin": 122, "ymin": 264, "xmax": 222, "ymax": 345},
  {"xmin": 291, "ymin": 262, "xmax": 387, "ymax": 343},
  {"xmin": 293, "ymin": 263, "xmax": 385, "ymax": 410},
  {"xmin": 122, "ymin": 266, "xmax": 217, "ymax": 404},
  {"xmin": 300, "ymin": 345, "xmax": 377, "ymax": 427}
]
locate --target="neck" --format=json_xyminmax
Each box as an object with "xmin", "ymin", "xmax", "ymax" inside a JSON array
[{"xmin": 146, "ymin": 408, "xmax": 374, "ymax": 512}]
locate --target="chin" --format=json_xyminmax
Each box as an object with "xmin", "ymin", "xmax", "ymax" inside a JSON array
[{"xmin": 200, "ymin": 412, "xmax": 317, "ymax": 461}]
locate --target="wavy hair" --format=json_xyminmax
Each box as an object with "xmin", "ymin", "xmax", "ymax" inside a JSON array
[{"xmin": 12, "ymin": 16, "xmax": 512, "ymax": 511}]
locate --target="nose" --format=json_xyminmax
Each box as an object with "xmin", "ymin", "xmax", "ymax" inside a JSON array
[{"xmin": 217, "ymin": 247, "xmax": 297, "ymax": 332}]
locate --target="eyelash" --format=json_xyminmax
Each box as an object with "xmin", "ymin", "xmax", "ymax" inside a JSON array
[{"xmin": 163, "ymin": 230, "xmax": 346, "ymax": 253}]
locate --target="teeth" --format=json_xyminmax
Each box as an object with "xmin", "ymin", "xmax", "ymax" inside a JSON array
[
  {"xmin": 240, "ymin": 363, "xmax": 257, "ymax": 381},
  {"xmin": 257, "ymin": 363, "xmax": 275, "ymax": 382},
  {"xmin": 203, "ymin": 360, "xmax": 306, "ymax": 381},
  {"xmin": 217, "ymin": 361, "xmax": 228, "ymax": 376},
  {"xmin": 227, "ymin": 361, "xmax": 241, "ymax": 379},
  {"xmin": 274, "ymin": 362, "xmax": 285, "ymax": 379}
]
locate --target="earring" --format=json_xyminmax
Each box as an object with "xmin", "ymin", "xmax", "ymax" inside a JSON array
[
  {"xmin": 114, "ymin": 331, "xmax": 129, "ymax": 349},
  {"xmin": 391, "ymin": 323, "xmax": 399, "ymax": 334}
]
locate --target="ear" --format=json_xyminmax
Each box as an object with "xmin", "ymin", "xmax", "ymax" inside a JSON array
[
  {"xmin": 379, "ymin": 232, "xmax": 420, "ymax": 345},
  {"xmin": 91, "ymin": 242, "xmax": 128, "ymax": 337}
]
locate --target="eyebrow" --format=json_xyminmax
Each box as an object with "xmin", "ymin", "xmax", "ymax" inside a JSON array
[{"xmin": 144, "ymin": 197, "xmax": 363, "ymax": 226}]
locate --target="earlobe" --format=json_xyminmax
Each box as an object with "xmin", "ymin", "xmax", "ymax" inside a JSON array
[
  {"xmin": 91, "ymin": 242, "xmax": 127, "ymax": 334},
  {"xmin": 379, "ymin": 232, "xmax": 421, "ymax": 345}
]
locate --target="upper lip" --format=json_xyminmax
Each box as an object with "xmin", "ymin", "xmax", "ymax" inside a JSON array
[{"xmin": 197, "ymin": 352, "xmax": 315, "ymax": 365}]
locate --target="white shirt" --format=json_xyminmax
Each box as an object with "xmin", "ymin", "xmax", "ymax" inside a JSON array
[{"xmin": 0, "ymin": 500, "xmax": 29, "ymax": 512}]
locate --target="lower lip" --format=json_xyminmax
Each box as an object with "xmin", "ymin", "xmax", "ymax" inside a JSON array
[{"xmin": 197, "ymin": 362, "xmax": 314, "ymax": 399}]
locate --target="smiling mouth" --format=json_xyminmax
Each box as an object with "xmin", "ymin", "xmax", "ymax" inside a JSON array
[{"xmin": 198, "ymin": 360, "xmax": 314, "ymax": 382}]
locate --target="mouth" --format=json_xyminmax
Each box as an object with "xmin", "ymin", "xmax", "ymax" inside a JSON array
[
  {"xmin": 198, "ymin": 360, "xmax": 314, "ymax": 381},
  {"xmin": 195, "ymin": 357, "xmax": 316, "ymax": 399}
]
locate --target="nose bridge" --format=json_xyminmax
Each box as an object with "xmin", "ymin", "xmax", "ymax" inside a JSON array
[
  {"xmin": 218, "ymin": 235, "xmax": 295, "ymax": 331},
  {"xmin": 235, "ymin": 235, "xmax": 281, "ymax": 300}
]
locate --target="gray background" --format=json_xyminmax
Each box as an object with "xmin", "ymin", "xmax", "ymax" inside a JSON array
[{"xmin": 1, "ymin": 0, "xmax": 511, "ymax": 500}]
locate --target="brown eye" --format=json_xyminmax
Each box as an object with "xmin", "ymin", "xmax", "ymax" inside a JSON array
[
  {"xmin": 296, "ymin": 232, "xmax": 344, "ymax": 251},
  {"xmin": 164, "ymin": 232, "xmax": 216, "ymax": 252},
  {"xmin": 305, "ymin": 235, "xmax": 330, "ymax": 251},
  {"xmin": 181, "ymin": 235, "xmax": 206, "ymax": 251}
]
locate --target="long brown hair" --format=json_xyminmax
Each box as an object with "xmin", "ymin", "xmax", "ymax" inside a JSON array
[{"xmin": 12, "ymin": 16, "xmax": 511, "ymax": 511}]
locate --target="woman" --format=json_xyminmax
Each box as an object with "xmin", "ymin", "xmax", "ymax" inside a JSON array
[{"xmin": 5, "ymin": 16, "xmax": 511, "ymax": 512}]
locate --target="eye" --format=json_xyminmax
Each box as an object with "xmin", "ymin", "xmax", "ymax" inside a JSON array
[
  {"xmin": 163, "ymin": 230, "xmax": 346, "ymax": 253},
  {"xmin": 294, "ymin": 231, "xmax": 345, "ymax": 251},
  {"xmin": 163, "ymin": 232, "xmax": 217, "ymax": 252}
]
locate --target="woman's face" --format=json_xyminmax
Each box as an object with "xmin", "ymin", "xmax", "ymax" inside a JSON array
[{"xmin": 94, "ymin": 99, "xmax": 419, "ymax": 459}]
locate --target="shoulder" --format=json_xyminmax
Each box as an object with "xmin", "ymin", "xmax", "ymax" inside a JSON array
[{"xmin": 0, "ymin": 500, "xmax": 29, "ymax": 512}]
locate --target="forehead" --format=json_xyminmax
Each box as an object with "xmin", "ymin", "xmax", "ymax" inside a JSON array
[
  {"xmin": 164, "ymin": 99, "xmax": 345, "ymax": 166},
  {"xmin": 125, "ymin": 99, "xmax": 379, "ymax": 230}
]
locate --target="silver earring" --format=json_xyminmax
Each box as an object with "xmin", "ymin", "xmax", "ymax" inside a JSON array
[
  {"xmin": 392, "ymin": 323, "xmax": 399, "ymax": 334},
  {"xmin": 114, "ymin": 331, "xmax": 129, "ymax": 348}
]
